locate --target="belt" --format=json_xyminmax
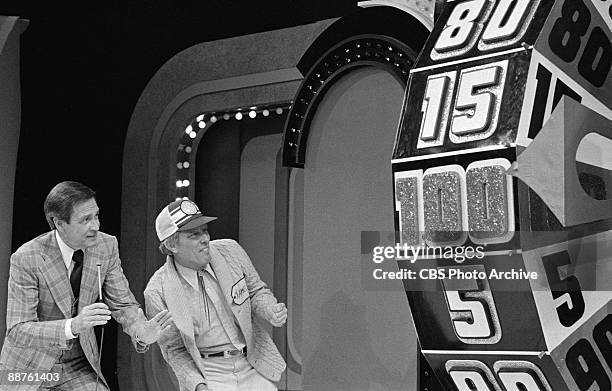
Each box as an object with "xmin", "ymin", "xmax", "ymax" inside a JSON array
[{"xmin": 201, "ymin": 347, "xmax": 246, "ymax": 358}]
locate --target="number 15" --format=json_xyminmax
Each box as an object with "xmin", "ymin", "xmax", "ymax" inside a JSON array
[{"xmin": 418, "ymin": 60, "xmax": 508, "ymax": 149}]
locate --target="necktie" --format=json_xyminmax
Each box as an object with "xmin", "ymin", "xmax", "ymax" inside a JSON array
[
  {"xmin": 198, "ymin": 272, "xmax": 211, "ymax": 327},
  {"xmin": 70, "ymin": 250, "xmax": 84, "ymax": 298}
]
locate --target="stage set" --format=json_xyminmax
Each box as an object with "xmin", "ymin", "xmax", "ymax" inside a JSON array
[{"xmin": 1, "ymin": 0, "xmax": 611, "ymax": 390}]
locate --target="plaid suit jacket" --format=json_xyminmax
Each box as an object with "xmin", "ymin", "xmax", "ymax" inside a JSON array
[
  {"xmin": 0, "ymin": 230, "xmax": 148, "ymax": 389},
  {"xmin": 145, "ymin": 239, "xmax": 286, "ymax": 391}
]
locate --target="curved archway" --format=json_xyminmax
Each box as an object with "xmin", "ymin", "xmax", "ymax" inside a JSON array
[{"xmin": 282, "ymin": 6, "xmax": 430, "ymax": 167}]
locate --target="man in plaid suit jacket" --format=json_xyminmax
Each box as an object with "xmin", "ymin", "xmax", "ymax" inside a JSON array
[
  {"xmin": 144, "ymin": 200, "xmax": 287, "ymax": 391},
  {"xmin": 0, "ymin": 181, "xmax": 172, "ymax": 390}
]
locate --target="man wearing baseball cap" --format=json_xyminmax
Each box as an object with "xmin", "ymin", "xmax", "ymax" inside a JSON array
[{"xmin": 144, "ymin": 199, "xmax": 287, "ymax": 391}]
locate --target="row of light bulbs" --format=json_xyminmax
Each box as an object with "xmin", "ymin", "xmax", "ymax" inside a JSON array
[
  {"xmin": 182, "ymin": 107, "xmax": 286, "ymax": 139},
  {"xmin": 176, "ymin": 103, "xmax": 291, "ymax": 194}
]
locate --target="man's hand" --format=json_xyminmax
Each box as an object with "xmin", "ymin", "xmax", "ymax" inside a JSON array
[
  {"xmin": 264, "ymin": 303, "xmax": 287, "ymax": 327},
  {"xmin": 71, "ymin": 303, "xmax": 111, "ymax": 335},
  {"xmin": 137, "ymin": 310, "xmax": 173, "ymax": 344},
  {"xmin": 195, "ymin": 383, "xmax": 209, "ymax": 391}
]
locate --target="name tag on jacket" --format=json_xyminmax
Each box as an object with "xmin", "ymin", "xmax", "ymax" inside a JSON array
[{"xmin": 231, "ymin": 277, "xmax": 248, "ymax": 305}]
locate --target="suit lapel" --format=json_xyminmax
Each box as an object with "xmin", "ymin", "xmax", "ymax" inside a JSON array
[
  {"xmin": 163, "ymin": 258, "xmax": 196, "ymax": 343},
  {"xmin": 39, "ymin": 232, "xmax": 73, "ymax": 318},
  {"xmin": 79, "ymin": 249, "xmax": 100, "ymax": 311},
  {"xmin": 208, "ymin": 245, "xmax": 250, "ymax": 333},
  {"xmin": 209, "ymin": 246, "xmax": 234, "ymax": 306}
]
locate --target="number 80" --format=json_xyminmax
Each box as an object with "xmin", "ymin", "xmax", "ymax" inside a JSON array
[{"xmin": 432, "ymin": 0, "xmax": 541, "ymax": 61}]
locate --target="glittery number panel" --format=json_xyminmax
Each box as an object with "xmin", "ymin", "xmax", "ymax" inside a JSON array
[
  {"xmin": 394, "ymin": 155, "xmax": 516, "ymax": 249},
  {"xmin": 466, "ymin": 160, "xmax": 515, "ymax": 244},
  {"xmin": 399, "ymin": 252, "xmax": 547, "ymax": 352},
  {"xmin": 413, "ymin": 0, "xmax": 553, "ymax": 69},
  {"xmin": 393, "ymin": 50, "xmax": 531, "ymax": 159},
  {"xmin": 430, "ymin": 0, "xmax": 542, "ymax": 62},
  {"xmin": 416, "ymin": 60, "xmax": 507, "ymax": 149},
  {"xmin": 423, "ymin": 353, "xmax": 572, "ymax": 390},
  {"xmin": 437, "ymin": 264, "xmax": 502, "ymax": 344},
  {"xmin": 422, "ymin": 166, "xmax": 467, "ymax": 246},
  {"xmin": 394, "ymin": 173, "xmax": 423, "ymax": 245},
  {"xmin": 447, "ymin": 360, "xmax": 554, "ymax": 390}
]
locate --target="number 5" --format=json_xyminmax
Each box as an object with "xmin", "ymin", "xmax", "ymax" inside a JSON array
[
  {"xmin": 440, "ymin": 265, "xmax": 502, "ymax": 344},
  {"xmin": 542, "ymin": 250, "xmax": 585, "ymax": 327}
]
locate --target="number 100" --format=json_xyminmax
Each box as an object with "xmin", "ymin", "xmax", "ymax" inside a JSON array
[{"xmin": 394, "ymin": 158, "xmax": 515, "ymax": 247}]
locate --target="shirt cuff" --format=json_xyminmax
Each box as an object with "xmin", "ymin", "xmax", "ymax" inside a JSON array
[
  {"xmin": 65, "ymin": 318, "xmax": 77, "ymax": 339},
  {"xmin": 134, "ymin": 334, "xmax": 149, "ymax": 350}
]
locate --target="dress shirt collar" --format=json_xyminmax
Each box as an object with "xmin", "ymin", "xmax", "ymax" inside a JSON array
[
  {"xmin": 55, "ymin": 230, "xmax": 76, "ymax": 269},
  {"xmin": 174, "ymin": 259, "xmax": 215, "ymax": 290}
]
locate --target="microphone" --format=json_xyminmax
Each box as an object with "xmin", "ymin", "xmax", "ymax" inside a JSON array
[
  {"xmin": 95, "ymin": 262, "xmax": 104, "ymax": 391},
  {"xmin": 96, "ymin": 262, "xmax": 103, "ymax": 302}
]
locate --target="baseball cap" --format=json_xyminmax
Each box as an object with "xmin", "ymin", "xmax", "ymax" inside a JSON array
[{"xmin": 156, "ymin": 199, "xmax": 217, "ymax": 241}]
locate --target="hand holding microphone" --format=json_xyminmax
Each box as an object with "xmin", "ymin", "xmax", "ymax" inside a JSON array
[
  {"xmin": 71, "ymin": 302, "xmax": 111, "ymax": 335},
  {"xmin": 71, "ymin": 262, "xmax": 109, "ymax": 335}
]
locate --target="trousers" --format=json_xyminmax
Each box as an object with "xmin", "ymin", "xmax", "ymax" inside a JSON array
[
  {"xmin": 37, "ymin": 337, "xmax": 108, "ymax": 391},
  {"xmin": 201, "ymin": 354, "xmax": 276, "ymax": 391}
]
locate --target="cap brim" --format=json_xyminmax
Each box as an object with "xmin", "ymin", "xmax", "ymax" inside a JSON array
[{"xmin": 178, "ymin": 215, "xmax": 217, "ymax": 231}]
